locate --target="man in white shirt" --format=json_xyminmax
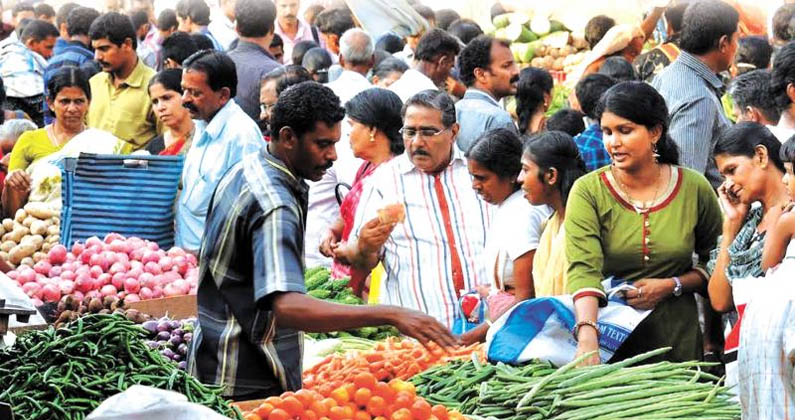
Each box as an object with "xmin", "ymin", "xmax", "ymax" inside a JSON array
[
  {"xmin": 304, "ymin": 27, "xmax": 374, "ymax": 269},
  {"xmin": 274, "ymin": 0, "xmax": 319, "ymax": 65},
  {"xmin": 208, "ymin": 0, "xmax": 238, "ymax": 50},
  {"xmin": 349, "ymin": 90, "xmax": 493, "ymax": 327},
  {"xmin": 389, "ymin": 28, "xmax": 460, "ymax": 103}
]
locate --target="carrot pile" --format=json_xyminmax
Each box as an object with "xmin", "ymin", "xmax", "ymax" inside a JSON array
[
  {"xmin": 303, "ymin": 337, "xmax": 484, "ymax": 395},
  {"xmin": 242, "ymin": 373, "xmax": 467, "ymax": 420}
]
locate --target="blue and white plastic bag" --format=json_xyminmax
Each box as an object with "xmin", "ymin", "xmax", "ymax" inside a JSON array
[{"xmin": 486, "ymin": 278, "xmax": 652, "ymax": 365}]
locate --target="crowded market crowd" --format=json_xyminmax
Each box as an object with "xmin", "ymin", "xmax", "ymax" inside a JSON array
[{"xmin": 0, "ymin": 0, "xmax": 795, "ymax": 418}]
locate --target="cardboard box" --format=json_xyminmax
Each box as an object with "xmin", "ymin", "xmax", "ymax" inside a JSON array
[{"xmin": 127, "ymin": 294, "xmax": 197, "ymax": 319}]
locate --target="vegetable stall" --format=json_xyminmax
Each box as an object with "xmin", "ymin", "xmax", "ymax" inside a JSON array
[{"xmin": 1, "ymin": 263, "xmax": 744, "ymax": 419}]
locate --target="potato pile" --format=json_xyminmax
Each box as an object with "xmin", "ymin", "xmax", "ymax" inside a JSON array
[
  {"xmin": 54, "ymin": 294, "xmax": 151, "ymax": 327},
  {"xmin": 0, "ymin": 203, "xmax": 60, "ymax": 268}
]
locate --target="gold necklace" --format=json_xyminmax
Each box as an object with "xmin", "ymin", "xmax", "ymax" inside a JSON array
[
  {"xmin": 48, "ymin": 123, "xmax": 85, "ymax": 146},
  {"xmin": 614, "ymin": 165, "xmax": 664, "ymax": 214}
]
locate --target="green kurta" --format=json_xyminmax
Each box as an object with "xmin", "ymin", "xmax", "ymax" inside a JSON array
[{"xmin": 565, "ymin": 165, "xmax": 722, "ymax": 362}]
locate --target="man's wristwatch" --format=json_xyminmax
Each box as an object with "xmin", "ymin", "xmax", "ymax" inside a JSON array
[{"xmin": 671, "ymin": 276, "xmax": 683, "ymax": 296}]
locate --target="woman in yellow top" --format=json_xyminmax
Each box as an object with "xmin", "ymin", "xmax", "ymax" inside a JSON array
[
  {"xmin": 517, "ymin": 131, "xmax": 588, "ymax": 297},
  {"xmin": 2, "ymin": 66, "xmax": 90, "ymax": 218}
]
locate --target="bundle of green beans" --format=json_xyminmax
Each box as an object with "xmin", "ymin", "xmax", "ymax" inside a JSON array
[
  {"xmin": 411, "ymin": 348, "xmax": 741, "ymax": 420},
  {"xmin": 0, "ymin": 314, "xmax": 243, "ymax": 420}
]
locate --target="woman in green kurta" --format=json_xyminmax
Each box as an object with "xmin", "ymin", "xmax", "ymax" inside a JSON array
[{"xmin": 566, "ymin": 82, "xmax": 722, "ymax": 365}]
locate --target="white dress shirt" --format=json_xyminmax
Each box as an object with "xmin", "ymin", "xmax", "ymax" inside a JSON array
[{"xmin": 388, "ymin": 68, "xmax": 438, "ymax": 104}]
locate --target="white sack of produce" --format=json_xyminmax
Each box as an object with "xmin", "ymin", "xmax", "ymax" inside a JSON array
[
  {"xmin": 486, "ymin": 278, "xmax": 651, "ymax": 366},
  {"xmin": 26, "ymin": 128, "xmax": 125, "ymax": 209},
  {"xmin": 86, "ymin": 385, "xmax": 230, "ymax": 420}
]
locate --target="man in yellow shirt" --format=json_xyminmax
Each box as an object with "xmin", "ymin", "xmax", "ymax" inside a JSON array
[{"xmin": 87, "ymin": 12, "xmax": 160, "ymax": 152}]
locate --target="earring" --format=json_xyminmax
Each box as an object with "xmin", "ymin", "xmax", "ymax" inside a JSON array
[
  {"xmin": 370, "ymin": 132, "xmax": 375, "ymax": 143},
  {"xmin": 652, "ymin": 142, "xmax": 660, "ymax": 163}
]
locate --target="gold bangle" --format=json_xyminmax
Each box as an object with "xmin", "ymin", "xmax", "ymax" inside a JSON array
[{"xmin": 572, "ymin": 320, "xmax": 599, "ymax": 340}]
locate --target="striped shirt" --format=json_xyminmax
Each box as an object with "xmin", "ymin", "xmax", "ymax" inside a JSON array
[
  {"xmin": 352, "ymin": 148, "xmax": 494, "ymax": 327},
  {"xmin": 188, "ymin": 148, "xmax": 308, "ymax": 399},
  {"xmin": 652, "ymin": 52, "xmax": 731, "ymax": 187}
]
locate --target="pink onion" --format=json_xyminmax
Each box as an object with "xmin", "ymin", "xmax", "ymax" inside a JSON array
[
  {"xmin": 144, "ymin": 261, "xmax": 162, "ymax": 275},
  {"xmin": 17, "ymin": 269, "xmax": 36, "ymax": 285},
  {"xmin": 58, "ymin": 279, "xmax": 75, "ymax": 295},
  {"xmin": 71, "ymin": 242, "xmax": 85, "ymax": 256},
  {"xmin": 60, "ymin": 270, "xmax": 76, "ymax": 281},
  {"xmin": 139, "ymin": 287, "xmax": 154, "ymax": 300},
  {"xmin": 123, "ymin": 293, "xmax": 141, "ymax": 304},
  {"xmin": 89, "ymin": 265, "xmax": 104, "ymax": 279},
  {"xmin": 104, "ymin": 233, "xmax": 124, "ymax": 244},
  {"xmin": 48, "ymin": 245, "xmax": 68, "ymax": 265},
  {"xmin": 123, "ymin": 277, "xmax": 140, "ymax": 293},
  {"xmin": 100, "ymin": 284, "xmax": 118, "ymax": 297},
  {"xmin": 158, "ymin": 256, "xmax": 174, "ymax": 272},
  {"xmin": 111, "ymin": 273, "xmax": 125, "ymax": 290},
  {"xmin": 33, "ymin": 261, "xmax": 52, "ymax": 275},
  {"xmin": 97, "ymin": 273, "xmax": 112, "ymax": 286},
  {"xmin": 86, "ymin": 236, "xmax": 103, "ymax": 248},
  {"xmin": 48, "ymin": 265, "xmax": 63, "ymax": 278}
]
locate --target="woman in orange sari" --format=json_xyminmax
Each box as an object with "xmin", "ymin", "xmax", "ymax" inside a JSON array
[{"xmin": 146, "ymin": 69, "xmax": 195, "ymax": 155}]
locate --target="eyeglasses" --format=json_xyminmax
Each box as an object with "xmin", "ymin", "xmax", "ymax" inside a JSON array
[{"xmin": 399, "ymin": 126, "xmax": 451, "ymax": 139}]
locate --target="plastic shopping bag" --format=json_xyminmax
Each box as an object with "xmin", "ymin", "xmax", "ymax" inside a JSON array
[
  {"xmin": 486, "ymin": 278, "xmax": 652, "ymax": 366},
  {"xmin": 451, "ymin": 291, "xmax": 488, "ymax": 335},
  {"xmin": 86, "ymin": 385, "xmax": 230, "ymax": 420}
]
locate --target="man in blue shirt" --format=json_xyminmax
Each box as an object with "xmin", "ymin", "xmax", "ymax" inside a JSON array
[
  {"xmin": 53, "ymin": 3, "xmax": 80, "ymax": 56},
  {"xmin": 573, "ymin": 73, "xmax": 616, "ymax": 171},
  {"xmin": 175, "ymin": 50, "xmax": 265, "ymax": 252},
  {"xmin": 454, "ymin": 35, "xmax": 519, "ymax": 152},
  {"xmin": 652, "ymin": 0, "xmax": 738, "ymax": 187},
  {"xmin": 43, "ymin": 7, "xmax": 101, "ymax": 124}
]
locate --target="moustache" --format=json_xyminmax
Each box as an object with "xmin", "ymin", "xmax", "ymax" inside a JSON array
[
  {"xmin": 510, "ymin": 75, "xmax": 520, "ymax": 84},
  {"xmin": 258, "ymin": 119, "xmax": 270, "ymax": 135},
  {"xmin": 98, "ymin": 61, "xmax": 110, "ymax": 67},
  {"xmin": 319, "ymin": 161, "xmax": 334, "ymax": 171},
  {"xmin": 183, "ymin": 103, "xmax": 199, "ymax": 113},
  {"xmin": 412, "ymin": 149, "xmax": 430, "ymax": 157}
]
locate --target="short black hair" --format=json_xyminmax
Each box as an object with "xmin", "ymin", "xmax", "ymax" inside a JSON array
[
  {"xmin": 47, "ymin": 65, "xmax": 91, "ymax": 102},
  {"xmin": 316, "ymin": 8, "xmax": 354, "ymax": 38},
  {"xmin": 458, "ymin": 36, "xmax": 508, "ymax": 86},
  {"xmin": 175, "ymin": 0, "xmax": 210, "ymax": 25},
  {"xmin": 301, "ymin": 47, "xmax": 332, "ymax": 83},
  {"xmin": 35, "ymin": 3, "xmax": 55, "ymax": 19},
  {"xmin": 585, "ymin": 15, "xmax": 615, "ymax": 49},
  {"xmin": 598, "ymin": 56, "xmax": 635, "ymax": 82},
  {"xmin": 21, "ymin": 19, "xmax": 58, "ymax": 43},
  {"xmin": 770, "ymin": 41, "xmax": 794, "ymax": 112},
  {"xmin": 735, "ymin": 36, "xmax": 772, "ymax": 72},
  {"xmin": 12, "ymin": 2, "xmax": 34, "ymax": 17},
  {"xmin": 56, "ymin": 2, "xmax": 80, "ymax": 29},
  {"xmin": 156, "ymin": 8, "xmax": 177, "ymax": 31},
  {"xmin": 576, "ymin": 73, "xmax": 616, "ymax": 120},
  {"xmin": 414, "ymin": 28, "xmax": 460, "ymax": 62},
  {"xmin": 292, "ymin": 40, "xmax": 318, "ymax": 65},
  {"xmin": 679, "ymin": 0, "xmax": 739, "ymax": 55},
  {"xmin": 447, "ymin": 19, "xmax": 483, "ymax": 45},
  {"xmin": 466, "ymin": 128, "xmax": 523, "ymax": 181},
  {"xmin": 435, "ymin": 9, "xmax": 460, "ymax": 30},
  {"xmin": 772, "ymin": 4, "xmax": 795, "ymax": 45},
  {"xmin": 270, "ymin": 33, "xmax": 283, "ymax": 48},
  {"xmin": 346, "ymin": 88, "xmax": 405, "ymax": 155},
  {"xmin": 713, "ymin": 122, "xmax": 785, "ymax": 173},
  {"xmin": 546, "ymin": 109, "xmax": 586, "ymax": 137},
  {"xmin": 67, "ymin": 7, "xmax": 100, "ymax": 37},
  {"xmin": 270, "ymin": 81, "xmax": 345, "ymax": 142},
  {"xmin": 183, "ymin": 50, "xmax": 237, "ymax": 96},
  {"xmin": 162, "ymin": 31, "xmax": 198, "ymax": 65},
  {"xmin": 270, "ymin": 65, "xmax": 313, "ymax": 97},
  {"xmin": 130, "ymin": 9, "xmax": 150, "ymax": 31},
  {"xmin": 665, "ymin": 2, "xmax": 689, "ymax": 33},
  {"xmin": 89, "ymin": 12, "xmax": 137, "ymax": 49},
  {"xmin": 523, "ymin": 131, "xmax": 588, "ymax": 204},
  {"xmin": 780, "ymin": 135, "xmax": 795, "ymax": 166},
  {"xmin": 412, "ymin": 4, "xmax": 435, "ymax": 22},
  {"xmin": 373, "ymin": 57, "xmax": 408, "ymax": 81},
  {"xmin": 190, "ymin": 33, "xmax": 214, "ymax": 50},
  {"xmin": 148, "ymin": 68, "xmax": 183, "ymax": 94},
  {"xmin": 402, "ymin": 89, "xmax": 456, "ymax": 127},
  {"xmin": 375, "ymin": 32, "xmax": 405, "ymax": 54},
  {"xmin": 729, "ymin": 69, "xmax": 781, "ymax": 124},
  {"xmin": 235, "ymin": 0, "xmax": 275, "ymax": 38},
  {"xmin": 516, "ymin": 67, "xmax": 553, "ymax": 134}
]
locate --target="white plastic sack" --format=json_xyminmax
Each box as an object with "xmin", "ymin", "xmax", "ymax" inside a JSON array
[
  {"xmin": 86, "ymin": 385, "xmax": 230, "ymax": 420},
  {"xmin": 26, "ymin": 129, "xmax": 125, "ymax": 209},
  {"xmin": 486, "ymin": 279, "xmax": 651, "ymax": 366}
]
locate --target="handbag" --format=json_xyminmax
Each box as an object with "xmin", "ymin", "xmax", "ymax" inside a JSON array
[{"xmin": 60, "ymin": 153, "xmax": 184, "ymax": 250}]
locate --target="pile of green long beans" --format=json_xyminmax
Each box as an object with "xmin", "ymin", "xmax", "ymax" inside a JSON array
[
  {"xmin": 411, "ymin": 348, "xmax": 741, "ymax": 420},
  {"xmin": 0, "ymin": 314, "xmax": 243, "ymax": 420}
]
